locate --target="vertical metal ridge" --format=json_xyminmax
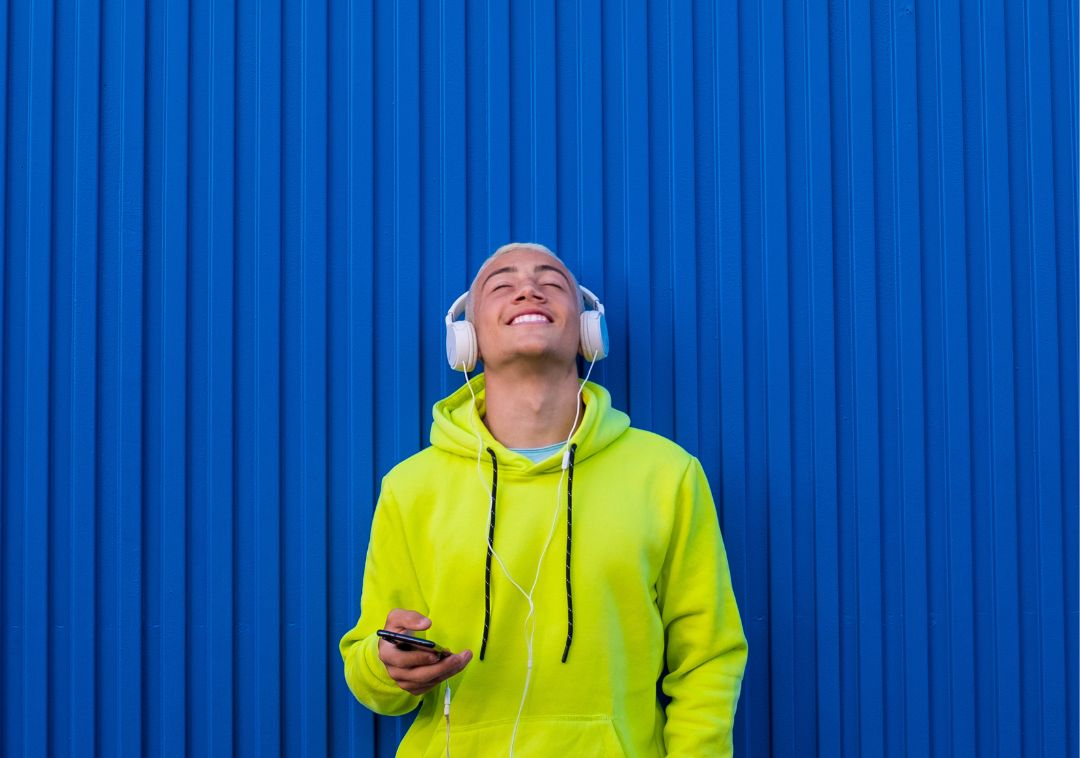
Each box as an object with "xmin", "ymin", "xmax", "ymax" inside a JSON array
[
  {"xmin": 967, "ymin": 0, "xmax": 1023, "ymax": 751},
  {"xmin": 919, "ymin": 2, "xmax": 945, "ymax": 753},
  {"xmin": 1052, "ymin": 6, "xmax": 1080, "ymax": 756},
  {"xmin": 927, "ymin": 2, "xmax": 953, "ymax": 749},
  {"xmin": 62, "ymin": 2, "xmax": 103, "ymax": 753},
  {"xmin": 668, "ymin": 0, "xmax": 697, "ymax": 453},
  {"xmin": 275, "ymin": 1, "xmax": 289, "ymax": 749},
  {"xmin": 299, "ymin": 0, "xmax": 329, "ymax": 752},
  {"xmin": 869, "ymin": 0, "xmax": 900, "ymax": 745},
  {"xmin": 529, "ymin": 0, "xmax": 537, "ymax": 237},
  {"xmin": 326, "ymin": 0, "xmax": 361, "ymax": 753},
  {"xmin": 279, "ymin": 0, "xmax": 312, "ymax": 749},
  {"xmin": 1022, "ymin": 0, "xmax": 1070, "ymax": 751},
  {"xmin": 237, "ymin": 0, "xmax": 253, "ymax": 747},
  {"xmin": 736, "ymin": 0, "xmax": 770, "ymax": 751},
  {"xmin": 624, "ymin": 0, "xmax": 652, "ymax": 427},
  {"xmin": 0, "ymin": 0, "xmax": 7, "ymax": 730},
  {"xmin": 244, "ymin": 1, "xmax": 284, "ymax": 753},
  {"xmin": 143, "ymin": 0, "xmax": 191, "ymax": 752},
  {"xmin": 839, "ymin": 0, "xmax": 885, "ymax": 752},
  {"xmin": 189, "ymin": 0, "xmax": 240, "ymax": 746},
  {"xmin": 979, "ymin": 2, "xmax": 1023, "ymax": 753},
  {"xmin": 230, "ymin": 0, "xmax": 243, "ymax": 749},
  {"xmin": 784, "ymin": 0, "xmax": 819, "ymax": 746},
  {"xmin": 93, "ymin": 0, "xmax": 149, "ymax": 752},
  {"xmin": 837, "ymin": 5, "xmax": 861, "ymax": 747},
  {"xmin": 348, "ymin": 5, "xmax": 376, "ymax": 754},
  {"xmin": 1015, "ymin": 0, "xmax": 1069, "ymax": 752},
  {"xmin": 804, "ymin": 0, "xmax": 841, "ymax": 752},
  {"xmin": 646, "ymin": 0, "xmax": 673, "ymax": 438},
  {"xmin": 208, "ymin": 0, "xmax": 238, "ymax": 751},
  {"xmin": 691, "ymin": 0, "xmax": 716, "ymax": 479},
  {"xmin": 716, "ymin": 0, "xmax": 751, "ymax": 747},
  {"xmin": 936, "ymin": 0, "xmax": 980, "ymax": 751},
  {"xmin": 92, "ymin": 0, "xmax": 110, "ymax": 751},
  {"xmin": 920, "ymin": 0, "xmax": 958, "ymax": 752},
  {"xmin": 1003, "ymin": 2, "xmax": 1043, "ymax": 748},
  {"xmin": 828, "ymin": 2, "xmax": 857, "ymax": 742},
  {"xmin": 19, "ymin": 1, "xmax": 56, "ymax": 754},
  {"xmin": 526, "ymin": 0, "xmax": 537, "ymax": 238},
  {"xmin": 0, "ymin": 46, "xmax": 7, "ymax": 758},
  {"xmin": 47, "ymin": 1, "xmax": 62, "ymax": 751},
  {"xmin": 97, "ymin": 0, "xmax": 115, "ymax": 755},
  {"xmin": 575, "ymin": 0, "xmax": 603, "ymax": 383},
  {"xmin": 963, "ymin": 5, "xmax": 993, "ymax": 751},
  {"xmin": 757, "ymin": 0, "xmax": 796, "ymax": 748},
  {"xmin": 890, "ymin": 1, "xmax": 933, "ymax": 753}
]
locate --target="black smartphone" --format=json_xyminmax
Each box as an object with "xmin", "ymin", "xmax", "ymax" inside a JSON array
[{"xmin": 376, "ymin": 629, "xmax": 452, "ymax": 657}]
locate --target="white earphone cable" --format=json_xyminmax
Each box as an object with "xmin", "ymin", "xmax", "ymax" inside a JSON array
[
  {"xmin": 444, "ymin": 682, "xmax": 452, "ymax": 757},
  {"xmin": 461, "ymin": 356, "xmax": 598, "ymax": 756}
]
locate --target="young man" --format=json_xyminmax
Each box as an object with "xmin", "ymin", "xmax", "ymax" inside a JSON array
[{"xmin": 340, "ymin": 243, "xmax": 747, "ymax": 756}]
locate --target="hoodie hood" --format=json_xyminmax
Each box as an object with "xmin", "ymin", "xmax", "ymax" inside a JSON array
[{"xmin": 430, "ymin": 373, "xmax": 630, "ymax": 474}]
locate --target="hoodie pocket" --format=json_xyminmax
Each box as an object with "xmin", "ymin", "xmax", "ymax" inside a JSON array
[{"xmin": 424, "ymin": 714, "xmax": 626, "ymax": 757}]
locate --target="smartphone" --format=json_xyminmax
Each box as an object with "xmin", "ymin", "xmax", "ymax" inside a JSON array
[{"xmin": 376, "ymin": 629, "xmax": 453, "ymax": 657}]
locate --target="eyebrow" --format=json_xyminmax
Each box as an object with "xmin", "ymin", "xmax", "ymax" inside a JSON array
[{"xmin": 481, "ymin": 263, "xmax": 572, "ymax": 289}]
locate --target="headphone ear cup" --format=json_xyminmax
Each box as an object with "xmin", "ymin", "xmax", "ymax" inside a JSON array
[
  {"xmin": 446, "ymin": 321, "xmax": 478, "ymax": 371},
  {"xmin": 579, "ymin": 310, "xmax": 608, "ymax": 362}
]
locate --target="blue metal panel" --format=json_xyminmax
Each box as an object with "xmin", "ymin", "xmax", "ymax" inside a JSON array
[
  {"xmin": 95, "ymin": 2, "xmax": 147, "ymax": 756},
  {"xmin": 235, "ymin": 1, "xmax": 286, "ymax": 756},
  {"xmin": 144, "ymin": 1, "xmax": 190, "ymax": 756},
  {"xmin": 328, "ymin": 1, "xmax": 379, "ymax": 756},
  {"xmin": 5, "ymin": 2, "xmax": 54, "ymax": 756},
  {"xmin": 1, "ymin": 1, "xmax": 1076, "ymax": 756}
]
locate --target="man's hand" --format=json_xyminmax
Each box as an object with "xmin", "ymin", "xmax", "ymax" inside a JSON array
[{"xmin": 378, "ymin": 609, "xmax": 473, "ymax": 696}]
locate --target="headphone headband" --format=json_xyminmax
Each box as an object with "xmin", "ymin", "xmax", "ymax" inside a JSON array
[
  {"xmin": 578, "ymin": 286, "xmax": 604, "ymax": 316},
  {"xmin": 446, "ymin": 291, "xmax": 470, "ymax": 325}
]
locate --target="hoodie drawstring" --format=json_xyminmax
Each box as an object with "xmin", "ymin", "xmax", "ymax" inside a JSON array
[
  {"xmin": 480, "ymin": 448, "xmax": 499, "ymax": 661},
  {"xmin": 561, "ymin": 443, "xmax": 577, "ymax": 662},
  {"xmin": 479, "ymin": 444, "xmax": 578, "ymax": 663}
]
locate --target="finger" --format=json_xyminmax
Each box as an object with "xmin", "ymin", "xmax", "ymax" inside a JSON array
[
  {"xmin": 388, "ymin": 652, "xmax": 473, "ymax": 691},
  {"xmin": 385, "ymin": 608, "xmax": 432, "ymax": 633},
  {"xmin": 379, "ymin": 638, "xmax": 442, "ymax": 668},
  {"xmin": 388, "ymin": 651, "xmax": 472, "ymax": 691}
]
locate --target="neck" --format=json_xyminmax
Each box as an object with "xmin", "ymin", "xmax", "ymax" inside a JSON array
[{"xmin": 482, "ymin": 362, "xmax": 583, "ymax": 448}]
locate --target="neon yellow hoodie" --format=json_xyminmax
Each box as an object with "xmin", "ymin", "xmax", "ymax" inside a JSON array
[{"xmin": 340, "ymin": 377, "xmax": 747, "ymax": 756}]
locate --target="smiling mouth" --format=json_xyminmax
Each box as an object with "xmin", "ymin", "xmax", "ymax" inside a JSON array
[{"xmin": 510, "ymin": 313, "xmax": 552, "ymax": 325}]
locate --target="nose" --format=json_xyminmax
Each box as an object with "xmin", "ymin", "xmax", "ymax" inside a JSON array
[{"xmin": 512, "ymin": 278, "xmax": 545, "ymax": 301}]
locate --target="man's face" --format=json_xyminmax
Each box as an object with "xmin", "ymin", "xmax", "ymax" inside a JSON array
[{"xmin": 470, "ymin": 248, "xmax": 582, "ymax": 371}]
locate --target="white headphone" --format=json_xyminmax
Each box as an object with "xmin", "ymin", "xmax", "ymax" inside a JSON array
[{"xmin": 444, "ymin": 286, "xmax": 609, "ymax": 372}]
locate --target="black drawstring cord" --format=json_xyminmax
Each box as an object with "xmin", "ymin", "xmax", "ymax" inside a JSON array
[
  {"xmin": 561, "ymin": 444, "xmax": 578, "ymax": 663},
  {"xmin": 480, "ymin": 445, "xmax": 579, "ymax": 663},
  {"xmin": 480, "ymin": 448, "xmax": 498, "ymax": 660}
]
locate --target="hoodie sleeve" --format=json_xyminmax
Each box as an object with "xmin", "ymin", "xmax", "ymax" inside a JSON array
[
  {"xmin": 657, "ymin": 458, "xmax": 748, "ymax": 757},
  {"xmin": 339, "ymin": 482, "xmax": 426, "ymax": 716}
]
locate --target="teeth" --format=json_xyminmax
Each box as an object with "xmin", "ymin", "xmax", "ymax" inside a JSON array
[{"xmin": 511, "ymin": 313, "xmax": 549, "ymax": 325}]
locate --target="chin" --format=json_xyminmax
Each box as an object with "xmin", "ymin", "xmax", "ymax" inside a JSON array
[
  {"xmin": 488, "ymin": 347, "xmax": 576, "ymax": 370},
  {"xmin": 517, "ymin": 349, "xmax": 579, "ymax": 367}
]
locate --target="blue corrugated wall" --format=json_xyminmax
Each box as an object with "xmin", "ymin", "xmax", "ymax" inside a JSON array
[{"xmin": 2, "ymin": 0, "xmax": 1076, "ymax": 755}]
